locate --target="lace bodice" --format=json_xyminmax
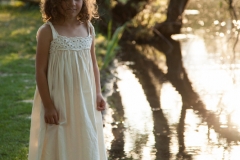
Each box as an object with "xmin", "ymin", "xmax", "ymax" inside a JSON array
[
  {"xmin": 47, "ymin": 21, "xmax": 95, "ymax": 54},
  {"xmin": 49, "ymin": 36, "xmax": 92, "ymax": 53}
]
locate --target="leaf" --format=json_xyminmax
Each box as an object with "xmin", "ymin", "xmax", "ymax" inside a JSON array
[{"xmin": 102, "ymin": 23, "xmax": 126, "ymax": 69}]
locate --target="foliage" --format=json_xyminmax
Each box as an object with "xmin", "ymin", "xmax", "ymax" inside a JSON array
[{"xmin": 101, "ymin": 21, "xmax": 126, "ymax": 69}]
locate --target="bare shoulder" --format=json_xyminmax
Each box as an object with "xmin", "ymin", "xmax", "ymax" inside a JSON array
[
  {"xmin": 36, "ymin": 23, "xmax": 52, "ymax": 41},
  {"xmin": 36, "ymin": 23, "xmax": 52, "ymax": 56}
]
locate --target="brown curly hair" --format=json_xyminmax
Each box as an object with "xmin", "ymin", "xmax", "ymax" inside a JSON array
[{"xmin": 40, "ymin": 0, "xmax": 99, "ymax": 22}]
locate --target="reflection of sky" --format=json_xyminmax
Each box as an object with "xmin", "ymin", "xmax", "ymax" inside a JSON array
[
  {"xmin": 111, "ymin": 34, "xmax": 240, "ymax": 159},
  {"xmin": 181, "ymin": 35, "xmax": 240, "ymax": 127},
  {"xmin": 117, "ymin": 65, "xmax": 155, "ymax": 160},
  {"xmin": 105, "ymin": 2, "xmax": 240, "ymax": 159},
  {"xmin": 160, "ymin": 83, "xmax": 182, "ymax": 124},
  {"xmin": 179, "ymin": 34, "xmax": 240, "ymax": 159}
]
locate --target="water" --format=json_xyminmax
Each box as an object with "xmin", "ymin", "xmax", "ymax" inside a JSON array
[
  {"xmin": 104, "ymin": 37, "xmax": 240, "ymax": 159},
  {"xmin": 103, "ymin": 1, "xmax": 240, "ymax": 159}
]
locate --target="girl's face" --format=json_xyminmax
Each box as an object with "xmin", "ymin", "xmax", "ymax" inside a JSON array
[{"xmin": 59, "ymin": 0, "xmax": 83, "ymax": 19}]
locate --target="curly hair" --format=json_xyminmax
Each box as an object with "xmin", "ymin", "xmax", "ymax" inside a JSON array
[{"xmin": 40, "ymin": 0, "xmax": 99, "ymax": 22}]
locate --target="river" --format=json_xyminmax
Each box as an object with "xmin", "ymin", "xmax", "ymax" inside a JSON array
[{"xmin": 103, "ymin": 1, "xmax": 240, "ymax": 160}]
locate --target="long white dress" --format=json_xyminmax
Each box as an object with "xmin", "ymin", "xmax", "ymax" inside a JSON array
[{"xmin": 28, "ymin": 21, "xmax": 107, "ymax": 160}]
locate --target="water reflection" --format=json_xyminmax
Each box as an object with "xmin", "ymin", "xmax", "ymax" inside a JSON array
[
  {"xmin": 177, "ymin": 107, "xmax": 192, "ymax": 159},
  {"xmin": 105, "ymin": 1, "xmax": 240, "ymax": 159},
  {"xmin": 107, "ymin": 83, "xmax": 126, "ymax": 159},
  {"xmin": 105, "ymin": 36, "xmax": 240, "ymax": 160},
  {"xmin": 117, "ymin": 43, "xmax": 171, "ymax": 159},
  {"xmin": 117, "ymin": 66, "xmax": 154, "ymax": 159},
  {"xmin": 180, "ymin": 34, "xmax": 240, "ymax": 159}
]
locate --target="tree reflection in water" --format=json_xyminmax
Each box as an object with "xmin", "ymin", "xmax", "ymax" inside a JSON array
[
  {"xmin": 106, "ymin": 0, "xmax": 240, "ymax": 158},
  {"xmin": 107, "ymin": 83, "xmax": 126, "ymax": 159},
  {"xmin": 106, "ymin": 34, "xmax": 240, "ymax": 159},
  {"xmin": 120, "ymin": 44, "xmax": 171, "ymax": 159}
]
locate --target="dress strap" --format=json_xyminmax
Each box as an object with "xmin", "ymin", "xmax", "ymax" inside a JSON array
[
  {"xmin": 47, "ymin": 21, "xmax": 58, "ymax": 39},
  {"xmin": 88, "ymin": 21, "xmax": 95, "ymax": 37},
  {"xmin": 87, "ymin": 21, "xmax": 91, "ymax": 37}
]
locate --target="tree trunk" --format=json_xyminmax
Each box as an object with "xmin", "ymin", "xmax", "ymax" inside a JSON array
[{"xmin": 154, "ymin": 0, "xmax": 189, "ymax": 36}]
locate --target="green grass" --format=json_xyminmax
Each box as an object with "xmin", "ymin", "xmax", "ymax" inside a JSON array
[
  {"xmin": 0, "ymin": 4, "xmax": 41, "ymax": 160},
  {"xmin": 0, "ymin": 3, "xmax": 112, "ymax": 159}
]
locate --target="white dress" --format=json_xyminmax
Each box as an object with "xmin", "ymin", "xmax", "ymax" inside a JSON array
[{"xmin": 28, "ymin": 21, "xmax": 107, "ymax": 160}]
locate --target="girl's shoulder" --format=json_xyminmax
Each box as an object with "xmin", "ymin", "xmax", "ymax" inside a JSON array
[
  {"xmin": 37, "ymin": 23, "xmax": 51, "ymax": 36},
  {"xmin": 36, "ymin": 23, "xmax": 53, "ymax": 41}
]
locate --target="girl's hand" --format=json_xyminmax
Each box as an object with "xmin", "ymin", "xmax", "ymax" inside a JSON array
[
  {"xmin": 96, "ymin": 94, "xmax": 106, "ymax": 111},
  {"xmin": 44, "ymin": 106, "xmax": 59, "ymax": 125}
]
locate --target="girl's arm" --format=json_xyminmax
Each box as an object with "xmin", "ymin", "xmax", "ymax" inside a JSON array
[
  {"xmin": 36, "ymin": 24, "xmax": 59, "ymax": 125},
  {"xmin": 90, "ymin": 38, "xmax": 106, "ymax": 111}
]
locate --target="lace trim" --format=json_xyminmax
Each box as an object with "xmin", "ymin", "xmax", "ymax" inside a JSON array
[{"xmin": 50, "ymin": 35, "xmax": 92, "ymax": 54}]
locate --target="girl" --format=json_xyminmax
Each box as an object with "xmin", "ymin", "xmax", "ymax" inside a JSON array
[{"xmin": 28, "ymin": 0, "xmax": 107, "ymax": 159}]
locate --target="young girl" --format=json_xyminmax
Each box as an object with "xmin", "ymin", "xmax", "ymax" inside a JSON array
[{"xmin": 28, "ymin": 0, "xmax": 107, "ymax": 159}]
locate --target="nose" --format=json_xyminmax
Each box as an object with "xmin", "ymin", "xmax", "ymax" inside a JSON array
[
  {"xmin": 71, "ymin": 0, "xmax": 76, "ymax": 5},
  {"xmin": 68, "ymin": 0, "xmax": 76, "ymax": 6}
]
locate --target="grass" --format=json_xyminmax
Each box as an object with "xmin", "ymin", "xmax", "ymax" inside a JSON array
[
  {"xmin": 0, "ymin": 3, "xmax": 109, "ymax": 160},
  {"xmin": 0, "ymin": 3, "xmax": 41, "ymax": 160}
]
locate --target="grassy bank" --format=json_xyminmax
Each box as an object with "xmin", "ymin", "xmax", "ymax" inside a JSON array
[
  {"xmin": 0, "ymin": 4, "xmax": 41, "ymax": 160},
  {"xmin": 0, "ymin": 4, "xmax": 108, "ymax": 160}
]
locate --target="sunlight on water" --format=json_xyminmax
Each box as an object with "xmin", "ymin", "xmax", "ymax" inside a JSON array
[
  {"xmin": 105, "ymin": 34, "xmax": 240, "ymax": 159},
  {"xmin": 160, "ymin": 82, "xmax": 240, "ymax": 159},
  {"xmin": 104, "ymin": 34, "xmax": 240, "ymax": 158},
  {"xmin": 182, "ymin": 35, "xmax": 239, "ymax": 111},
  {"xmin": 116, "ymin": 65, "xmax": 155, "ymax": 159},
  {"xmin": 184, "ymin": 9, "xmax": 200, "ymax": 15},
  {"xmin": 181, "ymin": 35, "xmax": 240, "ymax": 159},
  {"xmin": 160, "ymin": 83, "xmax": 182, "ymax": 124},
  {"xmin": 103, "ymin": 108, "xmax": 114, "ymax": 150},
  {"xmin": 160, "ymin": 83, "xmax": 181, "ymax": 158},
  {"xmin": 171, "ymin": 34, "xmax": 195, "ymax": 40}
]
